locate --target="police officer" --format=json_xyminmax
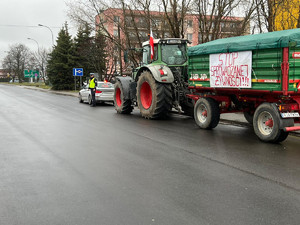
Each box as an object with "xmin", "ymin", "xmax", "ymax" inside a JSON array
[{"xmin": 88, "ymin": 73, "xmax": 97, "ymax": 107}]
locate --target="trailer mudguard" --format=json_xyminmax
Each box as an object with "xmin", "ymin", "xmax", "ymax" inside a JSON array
[
  {"xmin": 270, "ymin": 103, "xmax": 294, "ymax": 129},
  {"xmin": 137, "ymin": 64, "xmax": 174, "ymax": 83},
  {"xmin": 116, "ymin": 76, "xmax": 134, "ymax": 100}
]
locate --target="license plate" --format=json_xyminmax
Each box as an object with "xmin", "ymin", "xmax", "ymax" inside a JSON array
[{"xmin": 280, "ymin": 112, "xmax": 300, "ymax": 118}]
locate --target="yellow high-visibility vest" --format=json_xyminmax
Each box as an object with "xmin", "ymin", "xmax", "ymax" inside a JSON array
[{"xmin": 89, "ymin": 78, "xmax": 95, "ymax": 88}]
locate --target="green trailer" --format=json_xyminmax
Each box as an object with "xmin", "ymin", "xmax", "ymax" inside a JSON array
[{"xmin": 187, "ymin": 28, "xmax": 300, "ymax": 143}]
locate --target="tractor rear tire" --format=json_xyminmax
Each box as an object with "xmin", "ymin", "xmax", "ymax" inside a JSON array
[
  {"xmin": 194, "ymin": 98, "xmax": 220, "ymax": 129},
  {"xmin": 114, "ymin": 80, "xmax": 133, "ymax": 114},
  {"xmin": 137, "ymin": 71, "xmax": 172, "ymax": 119}
]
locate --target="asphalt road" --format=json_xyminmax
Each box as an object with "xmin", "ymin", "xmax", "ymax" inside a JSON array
[{"xmin": 0, "ymin": 84, "xmax": 300, "ymax": 225}]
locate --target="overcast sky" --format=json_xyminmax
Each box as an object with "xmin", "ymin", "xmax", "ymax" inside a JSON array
[{"xmin": 0, "ymin": 0, "xmax": 76, "ymax": 65}]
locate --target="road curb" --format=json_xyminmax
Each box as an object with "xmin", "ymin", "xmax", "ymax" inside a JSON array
[{"xmin": 21, "ymin": 86, "xmax": 78, "ymax": 97}]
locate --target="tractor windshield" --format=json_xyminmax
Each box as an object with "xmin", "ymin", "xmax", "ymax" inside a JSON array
[{"xmin": 161, "ymin": 44, "xmax": 187, "ymax": 65}]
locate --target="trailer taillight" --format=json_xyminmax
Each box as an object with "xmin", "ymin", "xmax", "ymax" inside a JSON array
[
  {"xmin": 290, "ymin": 104, "xmax": 299, "ymax": 111},
  {"xmin": 279, "ymin": 105, "xmax": 289, "ymax": 111},
  {"xmin": 278, "ymin": 103, "xmax": 299, "ymax": 112}
]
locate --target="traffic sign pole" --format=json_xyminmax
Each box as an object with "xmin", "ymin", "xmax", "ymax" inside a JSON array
[{"xmin": 73, "ymin": 68, "xmax": 84, "ymax": 90}]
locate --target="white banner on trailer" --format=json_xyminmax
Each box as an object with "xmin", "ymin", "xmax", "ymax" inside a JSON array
[{"xmin": 209, "ymin": 51, "xmax": 252, "ymax": 88}]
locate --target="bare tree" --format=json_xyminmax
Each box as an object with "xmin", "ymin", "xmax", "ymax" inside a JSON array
[
  {"xmin": 34, "ymin": 48, "xmax": 49, "ymax": 83},
  {"xmin": 66, "ymin": 0, "xmax": 194, "ymax": 72},
  {"xmin": 2, "ymin": 44, "xmax": 31, "ymax": 82},
  {"xmin": 161, "ymin": 0, "xmax": 193, "ymax": 38},
  {"xmin": 2, "ymin": 55, "xmax": 14, "ymax": 81},
  {"xmin": 192, "ymin": 0, "xmax": 255, "ymax": 43},
  {"xmin": 236, "ymin": 0, "xmax": 258, "ymax": 35},
  {"xmin": 254, "ymin": 0, "xmax": 285, "ymax": 32}
]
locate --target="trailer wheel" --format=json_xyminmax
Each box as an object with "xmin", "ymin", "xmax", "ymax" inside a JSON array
[
  {"xmin": 137, "ymin": 71, "xmax": 172, "ymax": 119},
  {"xmin": 253, "ymin": 103, "xmax": 288, "ymax": 143},
  {"xmin": 114, "ymin": 80, "xmax": 133, "ymax": 114},
  {"xmin": 194, "ymin": 98, "xmax": 220, "ymax": 129}
]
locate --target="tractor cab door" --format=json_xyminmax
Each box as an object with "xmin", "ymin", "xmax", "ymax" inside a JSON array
[{"xmin": 142, "ymin": 45, "xmax": 158, "ymax": 65}]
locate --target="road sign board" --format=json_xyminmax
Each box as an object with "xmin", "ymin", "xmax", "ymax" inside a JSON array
[
  {"xmin": 73, "ymin": 68, "xmax": 83, "ymax": 76},
  {"xmin": 24, "ymin": 70, "xmax": 39, "ymax": 78}
]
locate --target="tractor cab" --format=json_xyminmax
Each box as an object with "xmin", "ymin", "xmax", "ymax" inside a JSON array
[{"xmin": 141, "ymin": 38, "xmax": 189, "ymax": 66}]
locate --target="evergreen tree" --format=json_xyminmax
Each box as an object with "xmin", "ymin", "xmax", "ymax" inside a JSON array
[
  {"xmin": 47, "ymin": 23, "xmax": 76, "ymax": 90},
  {"xmin": 73, "ymin": 23, "xmax": 93, "ymax": 85},
  {"xmin": 73, "ymin": 25, "xmax": 107, "ymax": 82},
  {"xmin": 89, "ymin": 30, "xmax": 107, "ymax": 80}
]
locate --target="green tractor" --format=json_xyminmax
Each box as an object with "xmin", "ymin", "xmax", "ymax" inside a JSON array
[{"xmin": 114, "ymin": 38, "xmax": 193, "ymax": 119}]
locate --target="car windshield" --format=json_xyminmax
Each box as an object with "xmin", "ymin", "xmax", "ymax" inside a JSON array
[
  {"xmin": 161, "ymin": 44, "xmax": 187, "ymax": 65},
  {"xmin": 97, "ymin": 82, "xmax": 113, "ymax": 88}
]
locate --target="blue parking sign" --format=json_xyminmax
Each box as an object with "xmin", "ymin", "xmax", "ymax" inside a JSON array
[{"xmin": 73, "ymin": 68, "xmax": 83, "ymax": 76}]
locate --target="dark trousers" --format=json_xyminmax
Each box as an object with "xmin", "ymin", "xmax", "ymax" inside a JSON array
[{"xmin": 90, "ymin": 88, "xmax": 96, "ymax": 106}]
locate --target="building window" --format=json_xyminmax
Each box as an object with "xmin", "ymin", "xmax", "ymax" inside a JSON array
[
  {"xmin": 198, "ymin": 33, "xmax": 202, "ymax": 44},
  {"xmin": 138, "ymin": 17, "xmax": 147, "ymax": 28},
  {"xmin": 187, "ymin": 20, "xmax": 193, "ymax": 28},
  {"xmin": 164, "ymin": 32, "xmax": 170, "ymax": 38},
  {"xmin": 153, "ymin": 18, "xmax": 161, "ymax": 27},
  {"xmin": 114, "ymin": 16, "xmax": 120, "ymax": 24},
  {"xmin": 125, "ymin": 16, "xmax": 134, "ymax": 27},
  {"xmin": 187, "ymin": 33, "xmax": 193, "ymax": 41},
  {"xmin": 128, "ymin": 31, "xmax": 136, "ymax": 38},
  {"xmin": 113, "ymin": 29, "xmax": 118, "ymax": 37},
  {"xmin": 153, "ymin": 32, "xmax": 158, "ymax": 38},
  {"xmin": 139, "ymin": 31, "xmax": 148, "ymax": 42}
]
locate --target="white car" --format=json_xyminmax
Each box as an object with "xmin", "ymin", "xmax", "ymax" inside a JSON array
[{"xmin": 79, "ymin": 81, "xmax": 114, "ymax": 104}]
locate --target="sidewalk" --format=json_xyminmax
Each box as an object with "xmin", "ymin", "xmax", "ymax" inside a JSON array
[
  {"xmin": 21, "ymin": 85, "xmax": 300, "ymax": 136},
  {"xmin": 21, "ymin": 85, "xmax": 78, "ymax": 97}
]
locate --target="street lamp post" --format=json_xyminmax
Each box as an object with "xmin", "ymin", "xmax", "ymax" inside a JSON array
[
  {"xmin": 27, "ymin": 38, "xmax": 41, "ymax": 83},
  {"xmin": 27, "ymin": 38, "xmax": 40, "ymax": 54},
  {"xmin": 38, "ymin": 24, "xmax": 54, "ymax": 46}
]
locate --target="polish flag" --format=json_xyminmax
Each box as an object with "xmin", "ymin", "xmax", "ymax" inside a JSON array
[{"xmin": 150, "ymin": 29, "xmax": 154, "ymax": 60}]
